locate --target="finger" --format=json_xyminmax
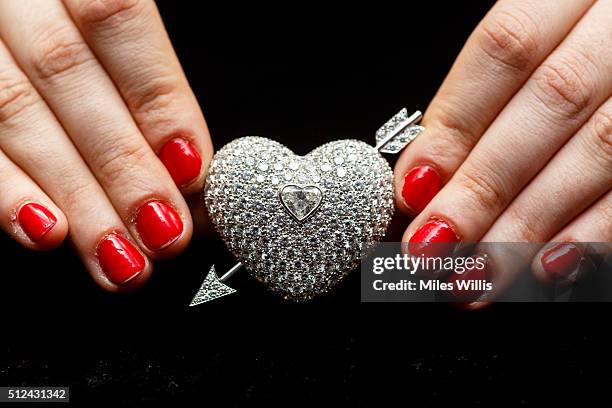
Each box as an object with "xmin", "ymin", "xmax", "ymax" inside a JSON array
[
  {"xmin": 0, "ymin": 0, "xmax": 192, "ymax": 258},
  {"xmin": 532, "ymin": 191, "xmax": 612, "ymax": 284},
  {"xmin": 63, "ymin": 0, "xmax": 212, "ymax": 193},
  {"xmin": 0, "ymin": 38, "xmax": 151, "ymax": 290},
  {"xmin": 475, "ymin": 98, "xmax": 612, "ymax": 298},
  {"xmin": 394, "ymin": 0, "xmax": 593, "ymax": 214},
  {"xmin": 484, "ymin": 99, "xmax": 612, "ymax": 242},
  {"xmin": 403, "ymin": 0, "xmax": 612, "ymax": 250},
  {"xmin": 0, "ymin": 150, "xmax": 67, "ymax": 249}
]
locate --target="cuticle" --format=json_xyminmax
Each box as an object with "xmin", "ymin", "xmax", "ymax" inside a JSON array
[
  {"xmin": 158, "ymin": 132, "xmax": 196, "ymax": 154},
  {"xmin": 426, "ymin": 215, "xmax": 462, "ymax": 242},
  {"xmin": 11, "ymin": 198, "xmax": 37, "ymax": 223}
]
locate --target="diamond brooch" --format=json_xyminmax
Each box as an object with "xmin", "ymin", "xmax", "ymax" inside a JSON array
[{"xmin": 191, "ymin": 108, "xmax": 424, "ymax": 304}]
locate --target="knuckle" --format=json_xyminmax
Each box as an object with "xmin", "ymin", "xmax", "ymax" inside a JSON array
[
  {"xmin": 56, "ymin": 171, "xmax": 97, "ymax": 213},
  {"xmin": 30, "ymin": 25, "xmax": 94, "ymax": 81},
  {"xmin": 587, "ymin": 109, "xmax": 612, "ymax": 167},
  {"xmin": 597, "ymin": 198, "xmax": 612, "ymax": 231},
  {"xmin": 457, "ymin": 166, "xmax": 508, "ymax": 214},
  {"xmin": 430, "ymin": 104, "xmax": 481, "ymax": 155},
  {"xmin": 95, "ymin": 138, "xmax": 151, "ymax": 182},
  {"xmin": 507, "ymin": 206, "xmax": 542, "ymax": 242},
  {"xmin": 531, "ymin": 54, "xmax": 593, "ymax": 119},
  {"xmin": 478, "ymin": 10, "xmax": 539, "ymax": 72},
  {"xmin": 0, "ymin": 69, "xmax": 38, "ymax": 124},
  {"xmin": 76, "ymin": 0, "xmax": 145, "ymax": 29},
  {"xmin": 125, "ymin": 73, "xmax": 181, "ymax": 116}
]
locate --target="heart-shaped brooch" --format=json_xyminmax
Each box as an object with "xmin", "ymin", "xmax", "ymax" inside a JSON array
[{"xmin": 191, "ymin": 109, "xmax": 424, "ymax": 304}]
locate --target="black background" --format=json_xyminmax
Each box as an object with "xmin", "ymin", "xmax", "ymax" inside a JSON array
[{"xmin": 1, "ymin": 1, "xmax": 609, "ymax": 406}]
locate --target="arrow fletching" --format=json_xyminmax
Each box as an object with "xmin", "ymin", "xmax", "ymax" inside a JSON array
[{"xmin": 375, "ymin": 108, "xmax": 424, "ymax": 154}]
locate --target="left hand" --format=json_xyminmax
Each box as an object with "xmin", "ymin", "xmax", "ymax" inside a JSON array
[{"xmin": 394, "ymin": 0, "xmax": 611, "ymax": 303}]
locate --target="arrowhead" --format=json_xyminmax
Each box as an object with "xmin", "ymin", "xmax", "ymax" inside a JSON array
[{"xmin": 189, "ymin": 265, "xmax": 237, "ymax": 306}]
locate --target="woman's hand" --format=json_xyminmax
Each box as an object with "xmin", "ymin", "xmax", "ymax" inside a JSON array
[
  {"xmin": 0, "ymin": 0, "xmax": 212, "ymax": 291},
  {"xmin": 395, "ymin": 0, "xmax": 611, "ymax": 302}
]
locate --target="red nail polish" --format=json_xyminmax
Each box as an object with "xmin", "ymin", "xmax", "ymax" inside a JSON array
[
  {"xmin": 541, "ymin": 243, "xmax": 582, "ymax": 279},
  {"xmin": 97, "ymin": 233, "xmax": 145, "ymax": 285},
  {"xmin": 401, "ymin": 165, "xmax": 441, "ymax": 213},
  {"xmin": 408, "ymin": 219, "xmax": 459, "ymax": 258},
  {"xmin": 136, "ymin": 201, "xmax": 183, "ymax": 251},
  {"xmin": 17, "ymin": 202, "xmax": 57, "ymax": 242},
  {"xmin": 159, "ymin": 138, "xmax": 202, "ymax": 187},
  {"xmin": 448, "ymin": 254, "xmax": 491, "ymax": 301}
]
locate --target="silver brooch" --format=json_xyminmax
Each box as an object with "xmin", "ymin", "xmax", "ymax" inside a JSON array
[{"xmin": 191, "ymin": 108, "xmax": 424, "ymax": 304}]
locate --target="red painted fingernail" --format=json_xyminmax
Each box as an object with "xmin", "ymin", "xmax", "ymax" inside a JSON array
[
  {"xmin": 408, "ymin": 219, "xmax": 459, "ymax": 258},
  {"xmin": 541, "ymin": 243, "xmax": 582, "ymax": 280},
  {"xmin": 18, "ymin": 202, "xmax": 57, "ymax": 242},
  {"xmin": 159, "ymin": 138, "xmax": 202, "ymax": 187},
  {"xmin": 401, "ymin": 165, "xmax": 441, "ymax": 213},
  {"xmin": 97, "ymin": 233, "xmax": 145, "ymax": 285},
  {"xmin": 448, "ymin": 254, "xmax": 491, "ymax": 301},
  {"xmin": 135, "ymin": 200, "xmax": 183, "ymax": 251}
]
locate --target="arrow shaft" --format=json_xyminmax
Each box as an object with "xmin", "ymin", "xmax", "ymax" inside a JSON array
[{"xmin": 220, "ymin": 262, "xmax": 242, "ymax": 281}]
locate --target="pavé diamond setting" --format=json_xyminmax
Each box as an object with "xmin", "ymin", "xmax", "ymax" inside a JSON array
[
  {"xmin": 192, "ymin": 108, "xmax": 424, "ymax": 305},
  {"xmin": 204, "ymin": 137, "xmax": 394, "ymax": 301}
]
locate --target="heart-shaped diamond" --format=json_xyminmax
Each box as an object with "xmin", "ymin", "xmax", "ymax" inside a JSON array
[
  {"xmin": 279, "ymin": 185, "xmax": 323, "ymax": 222},
  {"xmin": 204, "ymin": 136, "xmax": 394, "ymax": 301}
]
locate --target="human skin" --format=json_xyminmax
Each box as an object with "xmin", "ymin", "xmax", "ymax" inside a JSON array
[
  {"xmin": 395, "ymin": 0, "xmax": 611, "ymax": 306},
  {"xmin": 0, "ymin": 0, "xmax": 212, "ymax": 291},
  {"xmin": 0, "ymin": 0, "xmax": 609, "ymax": 297}
]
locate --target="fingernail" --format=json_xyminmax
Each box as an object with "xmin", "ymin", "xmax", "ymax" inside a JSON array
[
  {"xmin": 135, "ymin": 200, "xmax": 183, "ymax": 251},
  {"xmin": 541, "ymin": 243, "xmax": 582, "ymax": 280},
  {"xmin": 159, "ymin": 138, "xmax": 202, "ymax": 187},
  {"xmin": 448, "ymin": 254, "xmax": 491, "ymax": 301},
  {"xmin": 408, "ymin": 219, "xmax": 459, "ymax": 258},
  {"xmin": 401, "ymin": 165, "xmax": 441, "ymax": 213},
  {"xmin": 17, "ymin": 202, "xmax": 57, "ymax": 242},
  {"xmin": 97, "ymin": 233, "xmax": 145, "ymax": 285}
]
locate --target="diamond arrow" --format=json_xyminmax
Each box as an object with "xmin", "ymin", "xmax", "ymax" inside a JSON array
[
  {"xmin": 195, "ymin": 108, "xmax": 424, "ymax": 303},
  {"xmin": 374, "ymin": 109, "xmax": 424, "ymax": 153},
  {"xmin": 189, "ymin": 263, "xmax": 242, "ymax": 306}
]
